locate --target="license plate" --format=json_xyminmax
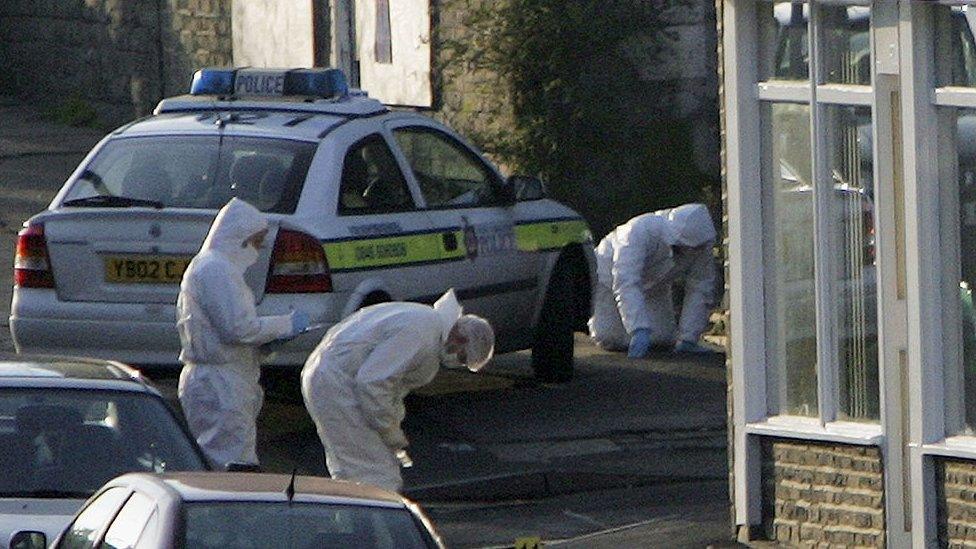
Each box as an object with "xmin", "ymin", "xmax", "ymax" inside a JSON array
[{"xmin": 104, "ymin": 255, "xmax": 192, "ymax": 284}]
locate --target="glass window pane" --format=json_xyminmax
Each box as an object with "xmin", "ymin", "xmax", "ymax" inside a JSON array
[
  {"xmin": 944, "ymin": 107, "xmax": 976, "ymax": 435},
  {"xmin": 393, "ymin": 127, "xmax": 503, "ymax": 207},
  {"xmin": 339, "ymin": 134, "xmax": 414, "ymax": 214},
  {"xmin": 936, "ymin": 6, "xmax": 976, "ymax": 88},
  {"xmin": 183, "ymin": 502, "xmax": 429, "ymax": 548},
  {"xmin": 823, "ymin": 105, "xmax": 878, "ymax": 421},
  {"xmin": 820, "ymin": 5, "xmax": 871, "ymax": 86},
  {"xmin": 758, "ymin": 2, "xmax": 810, "ymax": 82},
  {"xmin": 61, "ymin": 136, "xmax": 317, "ymax": 214},
  {"xmin": 763, "ymin": 102, "xmax": 817, "ymax": 417},
  {"xmin": 0, "ymin": 389, "xmax": 206, "ymax": 499},
  {"xmin": 103, "ymin": 492, "xmax": 156, "ymax": 549},
  {"xmin": 58, "ymin": 487, "xmax": 129, "ymax": 549}
]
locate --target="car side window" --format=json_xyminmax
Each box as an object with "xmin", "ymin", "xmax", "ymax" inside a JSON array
[
  {"xmin": 339, "ymin": 134, "xmax": 414, "ymax": 214},
  {"xmin": 392, "ymin": 127, "xmax": 503, "ymax": 208},
  {"xmin": 57, "ymin": 487, "xmax": 129, "ymax": 549},
  {"xmin": 101, "ymin": 492, "xmax": 157, "ymax": 549}
]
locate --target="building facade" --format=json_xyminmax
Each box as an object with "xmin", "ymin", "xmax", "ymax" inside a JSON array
[{"xmin": 722, "ymin": 1, "xmax": 976, "ymax": 546}]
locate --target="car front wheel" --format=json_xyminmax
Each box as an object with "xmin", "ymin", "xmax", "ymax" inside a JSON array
[{"xmin": 531, "ymin": 258, "xmax": 580, "ymax": 383}]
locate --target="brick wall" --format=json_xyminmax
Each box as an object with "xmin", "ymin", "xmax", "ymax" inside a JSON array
[
  {"xmin": 0, "ymin": 0, "xmax": 232, "ymax": 126},
  {"xmin": 937, "ymin": 458, "xmax": 976, "ymax": 546},
  {"xmin": 761, "ymin": 438, "xmax": 886, "ymax": 547}
]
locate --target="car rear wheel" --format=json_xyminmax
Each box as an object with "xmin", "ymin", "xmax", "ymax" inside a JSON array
[{"xmin": 532, "ymin": 258, "xmax": 580, "ymax": 383}]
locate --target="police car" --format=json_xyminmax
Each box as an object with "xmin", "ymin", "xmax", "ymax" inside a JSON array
[{"xmin": 10, "ymin": 68, "xmax": 595, "ymax": 382}]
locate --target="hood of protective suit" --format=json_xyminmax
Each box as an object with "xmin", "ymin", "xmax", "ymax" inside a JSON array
[
  {"xmin": 433, "ymin": 289, "xmax": 463, "ymax": 343},
  {"xmin": 661, "ymin": 203, "xmax": 716, "ymax": 248},
  {"xmin": 200, "ymin": 198, "xmax": 268, "ymax": 270}
]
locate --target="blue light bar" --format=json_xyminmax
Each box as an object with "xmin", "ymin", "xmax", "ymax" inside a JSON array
[
  {"xmin": 284, "ymin": 68, "xmax": 349, "ymax": 98},
  {"xmin": 189, "ymin": 68, "xmax": 236, "ymax": 95},
  {"xmin": 188, "ymin": 68, "xmax": 349, "ymax": 99}
]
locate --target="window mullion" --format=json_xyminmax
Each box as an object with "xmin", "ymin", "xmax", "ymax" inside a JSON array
[{"xmin": 810, "ymin": 1, "xmax": 839, "ymax": 426}]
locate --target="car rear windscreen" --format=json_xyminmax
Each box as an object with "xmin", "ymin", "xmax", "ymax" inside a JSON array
[
  {"xmin": 0, "ymin": 388, "xmax": 207, "ymax": 498},
  {"xmin": 61, "ymin": 135, "xmax": 317, "ymax": 213},
  {"xmin": 183, "ymin": 502, "xmax": 433, "ymax": 548}
]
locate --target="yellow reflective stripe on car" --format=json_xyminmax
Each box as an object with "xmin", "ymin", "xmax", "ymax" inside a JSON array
[
  {"xmin": 515, "ymin": 219, "xmax": 591, "ymax": 252},
  {"xmin": 324, "ymin": 230, "xmax": 466, "ymax": 271}
]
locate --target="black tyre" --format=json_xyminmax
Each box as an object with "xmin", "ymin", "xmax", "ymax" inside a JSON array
[{"xmin": 532, "ymin": 260, "xmax": 578, "ymax": 383}]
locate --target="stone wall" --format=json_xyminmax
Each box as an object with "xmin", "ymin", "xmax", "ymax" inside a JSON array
[
  {"xmin": 761, "ymin": 438, "xmax": 886, "ymax": 547},
  {"xmin": 0, "ymin": 0, "xmax": 232, "ymax": 127},
  {"xmin": 937, "ymin": 458, "xmax": 976, "ymax": 546}
]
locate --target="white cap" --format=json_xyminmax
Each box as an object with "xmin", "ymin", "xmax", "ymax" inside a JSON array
[{"xmin": 455, "ymin": 314, "xmax": 495, "ymax": 372}]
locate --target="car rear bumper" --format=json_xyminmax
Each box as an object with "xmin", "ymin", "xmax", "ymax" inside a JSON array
[{"xmin": 10, "ymin": 288, "xmax": 340, "ymax": 367}]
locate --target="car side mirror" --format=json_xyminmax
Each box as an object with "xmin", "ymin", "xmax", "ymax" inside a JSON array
[
  {"xmin": 509, "ymin": 175, "xmax": 547, "ymax": 201},
  {"xmin": 494, "ymin": 177, "xmax": 517, "ymax": 206},
  {"xmin": 10, "ymin": 531, "xmax": 46, "ymax": 549}
]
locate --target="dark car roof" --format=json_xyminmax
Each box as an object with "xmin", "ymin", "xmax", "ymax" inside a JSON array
[
  {"xmin": 0, "ymin": 354, "xmax": 154, "ymax": 392},
  {"xmin": 123, "ymin": 472, "xmax": 406, "ymax": 507}
]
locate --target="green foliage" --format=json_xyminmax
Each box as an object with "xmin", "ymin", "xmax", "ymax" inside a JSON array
[
  {"xmin": 46, "ymin": 96, "xmax": 98, "ymax": 128},
  {"xmin": 441, "ymin": 0, "xmax": 720, "ymax": 237}
]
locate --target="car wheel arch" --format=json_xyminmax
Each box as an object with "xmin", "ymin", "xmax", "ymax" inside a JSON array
[{"xmin": 342, "ymin": 279, "xmax": 393, "ymax": 318}]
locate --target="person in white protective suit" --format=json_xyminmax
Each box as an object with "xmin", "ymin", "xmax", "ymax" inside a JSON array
[
  {"xmin": 177, "ymin": 198, "xmax": 310, "ymax": 468},
  {"xmin": 301, "ymin": 289, "xmax": 494, "ymax": 492},
  {"xmin": 588, "ymin": 203, "xmax": 717, "ymax": 358}
]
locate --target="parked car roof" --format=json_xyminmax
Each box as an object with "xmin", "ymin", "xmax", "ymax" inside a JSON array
[
  {"xmin": 0, "ymin": 354, "xmax": 153, "ymax": 392},
  {"xmin": 115, "ymin": 472, "xmax": 408, "ymax": 507}
]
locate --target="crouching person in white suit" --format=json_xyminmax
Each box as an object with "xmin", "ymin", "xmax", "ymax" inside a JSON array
[{"xmin": 588, "ymin": 203, "xmax": 717, "ymax": 358}]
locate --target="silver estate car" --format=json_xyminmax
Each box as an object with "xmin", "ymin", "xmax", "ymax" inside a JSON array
[
  {"xmin": 26, "ymin": 472, "xmax": 445, "ymax": 549},
  {"xmin": 0, "ymin": 355, "xmax": 209, "ymax": 549}
]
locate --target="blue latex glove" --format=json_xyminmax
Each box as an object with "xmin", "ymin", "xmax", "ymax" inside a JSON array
[
  {"xmin": 627, "ymin": 329, "xmax": 653, "ymax": 358},
  {"xmin": 675, "ymin": 340, "xmax": 715, "ymax": 354},
  {"xmin": 288, "ymin": 310, "xmax": 311, "ymax": 337}
]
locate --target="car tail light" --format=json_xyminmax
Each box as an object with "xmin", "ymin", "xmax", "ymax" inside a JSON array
[
  {"xmin": 266, "ymin": 229, "xmax": 332, "ymax": 293},
  {"xmin": 14, "ymin": 224, "xmax": 54, "ymax": 288}
]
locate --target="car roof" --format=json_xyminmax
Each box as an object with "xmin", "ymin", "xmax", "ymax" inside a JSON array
[
  {"xmin": 115, "ymin": 110, "xmax": 350, "ymax": 142},
  {"xmin": 126, "ymin": 93, "xmax": 393, "ymax": 141},
  {"xmin": 119, "ymin": 472, "xmax": 407, "ymax": 507},
  {"xmin": 0, "ymin": 354, "xmax": 154, "ymax": 392}
]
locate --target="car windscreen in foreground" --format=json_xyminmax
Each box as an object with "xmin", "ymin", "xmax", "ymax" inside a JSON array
[
  {"xmin": 0, "ymin": 388, "xmax": 206, "ymax": 498},
  {"xmin": 183, "ymin": 502, "xmax": 432, "ymax": 548},
  {"xmin": 61, "ymin": 135, "xmax": 317, "ymax": 213}
]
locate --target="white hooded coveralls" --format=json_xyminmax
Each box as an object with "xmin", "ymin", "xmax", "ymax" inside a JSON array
[
  {"xmin": 301, "ymin": 291, "xmax": 462, "ymax": 492},
  {"xmin": 176, "ymin": 198, "xmax": 293, "ymax": 467},
  {"xmin": 588, "ymin": 203, "xmax": 717, "ymax": 351}
]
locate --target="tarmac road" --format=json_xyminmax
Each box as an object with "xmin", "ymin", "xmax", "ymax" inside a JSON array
[{"xmin": 0, "ymin": 98, "xmax": 739, "ymax": 548}]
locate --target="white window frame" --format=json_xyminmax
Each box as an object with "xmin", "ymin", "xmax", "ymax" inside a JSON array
[
  {"xmin": 726, "ymin": 0, "xmax": 903, "ymax": 538},
  {"xmin": 909, "ymin": 5, "xmax": 976, "ymax": 546},
  {"xmin": 738, "ymin": 0, "xmax": 884, "ymax": 437}
]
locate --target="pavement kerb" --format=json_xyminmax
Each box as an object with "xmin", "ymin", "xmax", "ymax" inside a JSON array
[{"xmin": 404, "ymin": 469, "xmax": 727, "ymax": 504}]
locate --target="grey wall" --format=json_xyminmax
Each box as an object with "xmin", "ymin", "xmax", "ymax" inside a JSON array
[{"xmin": 0, "ymin": 0, "xmax": 233, "ymax": 127}]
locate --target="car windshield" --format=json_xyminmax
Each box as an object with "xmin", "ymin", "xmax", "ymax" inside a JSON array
[
  {"xmin": 60, "ymin": 135, "xmax": 317, "ymax": 213},
  {"xmin": 0, "ymin": 388, "xmax": 206, "ymax": 498},
  {"xmin": 183, "ymin": 502, "xmax": 432, "ymax": 548}
]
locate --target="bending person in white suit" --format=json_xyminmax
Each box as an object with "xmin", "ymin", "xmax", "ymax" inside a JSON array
[{"xmin": 301, "ymin": 289, "xmax": 494, "ymax": 492}]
